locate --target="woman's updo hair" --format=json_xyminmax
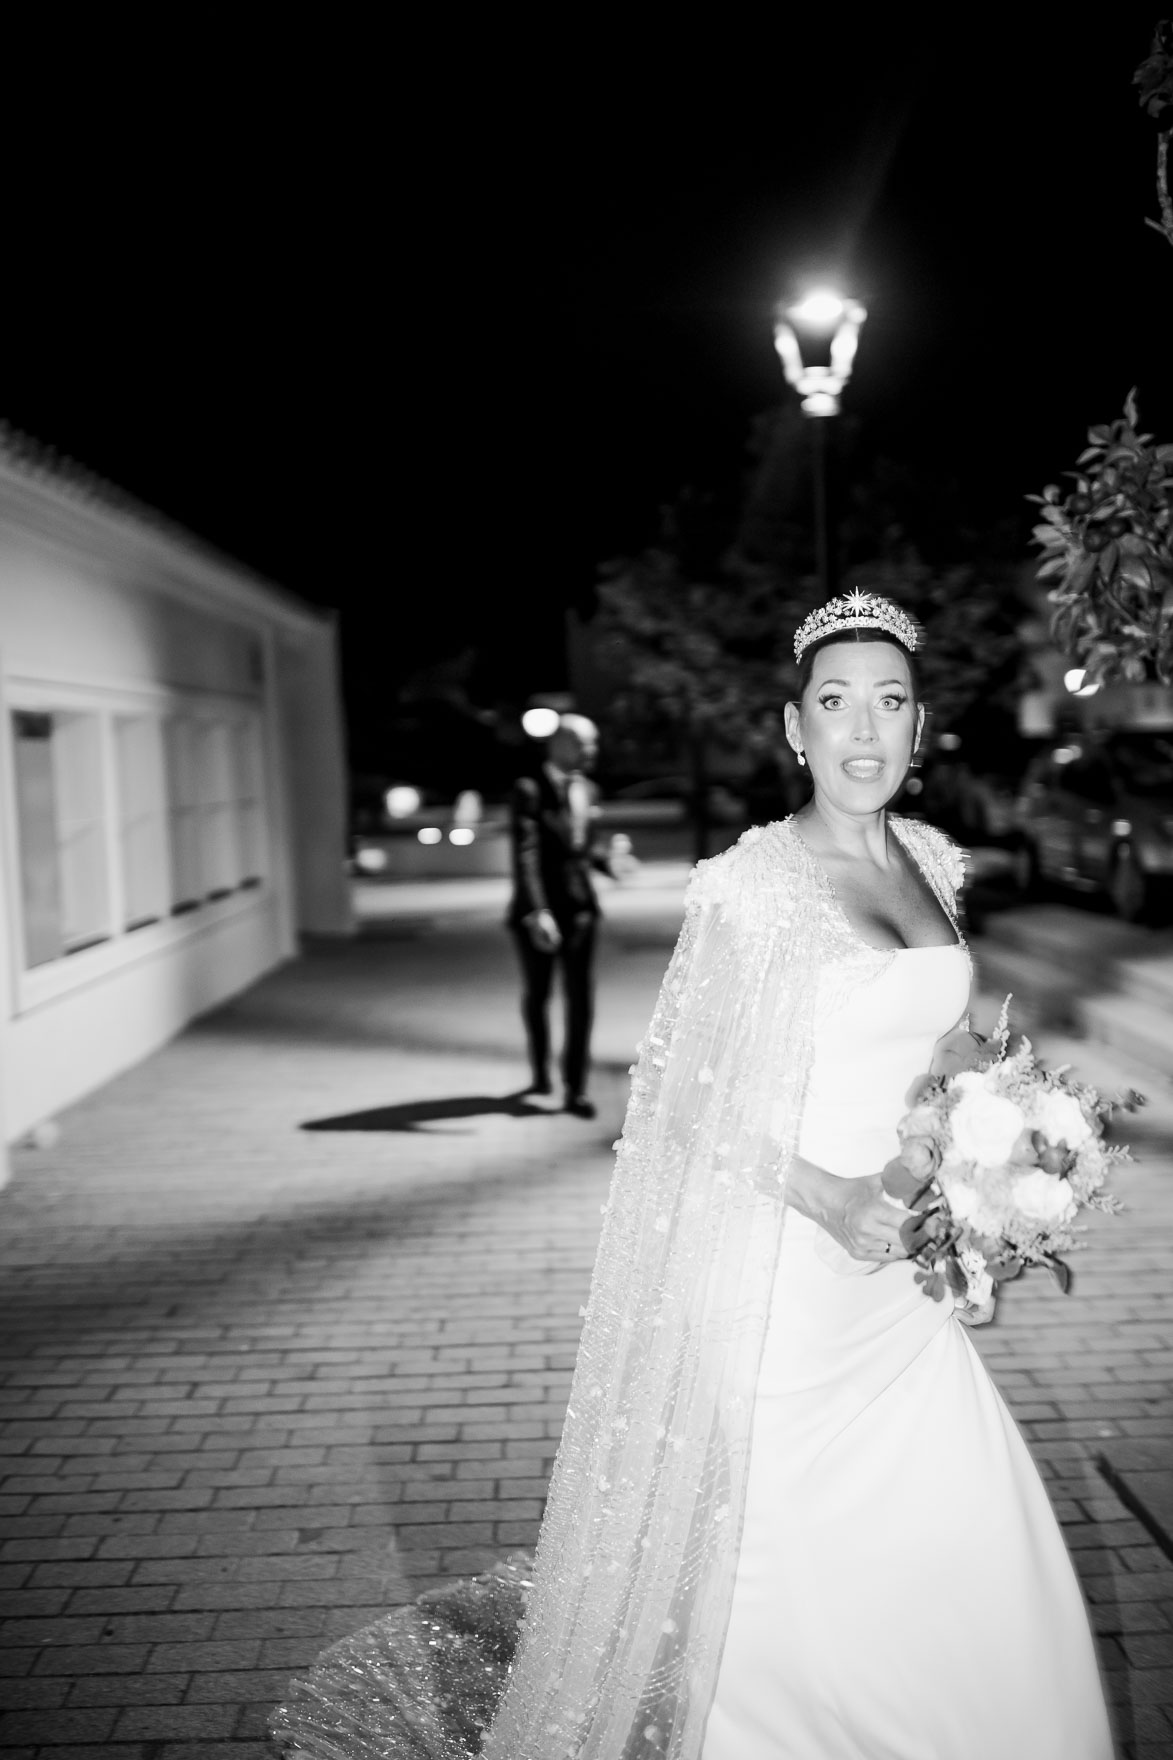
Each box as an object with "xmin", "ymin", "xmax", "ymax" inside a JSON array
[{"xmin": 796, "ymin": 626, "xmax": 920, "ymax": 702}]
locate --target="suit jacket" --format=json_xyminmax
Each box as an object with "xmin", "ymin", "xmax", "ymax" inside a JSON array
[{"xmin": 506, "ymin": 765, "xmax": 613, "ymax": 927}]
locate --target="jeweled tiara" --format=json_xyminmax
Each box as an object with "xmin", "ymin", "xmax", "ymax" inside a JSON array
[{"xmin": 793, "ymin": 589, "xmax": 919, "ymax": 662}]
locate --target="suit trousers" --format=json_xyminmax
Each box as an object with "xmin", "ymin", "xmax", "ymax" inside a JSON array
[{"xmin": 510, "ymin": 914, "xmax": 597, "ymax": 1098}]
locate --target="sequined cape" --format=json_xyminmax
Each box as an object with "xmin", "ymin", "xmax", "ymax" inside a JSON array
[{"xmin": 270, "ymin": 814, "xmax": 966, "ymax": 1760}]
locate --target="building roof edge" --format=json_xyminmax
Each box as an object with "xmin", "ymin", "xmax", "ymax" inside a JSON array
[{"xmin": 0, "ymin": 423, "xmax": 332, "ymax": 634}]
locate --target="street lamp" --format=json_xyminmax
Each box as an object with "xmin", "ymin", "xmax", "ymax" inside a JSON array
[
  {"xmin": 521, "ymin": 707, "xmax": 561, "ymax": 739},
  {"xmin": 773, "ymin": 288, "xmax": 867, "ymax": 597}
]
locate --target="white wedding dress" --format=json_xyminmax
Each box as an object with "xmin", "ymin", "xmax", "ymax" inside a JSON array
[{"xmin": 701, "ymin": 940, "xmax": 1114, "ymax": 1760}]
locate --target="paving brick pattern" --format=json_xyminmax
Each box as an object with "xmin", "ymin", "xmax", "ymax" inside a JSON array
[{"xmin": 0, "ymin": 885, "xmax": 1170, "ymax": 1757}]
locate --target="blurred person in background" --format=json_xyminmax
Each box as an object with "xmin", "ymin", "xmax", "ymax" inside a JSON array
[{"xmin": 506, "ymin": 713, "xmax": 635, "ymax": 1118}]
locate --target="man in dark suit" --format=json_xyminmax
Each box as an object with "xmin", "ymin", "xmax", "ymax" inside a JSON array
[{"xmin": 507, "ymin": 714, "xmax": 629, "ymax": 1118}]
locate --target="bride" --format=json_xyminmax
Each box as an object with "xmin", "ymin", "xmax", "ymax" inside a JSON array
[{"xmin": 274, "ymin": 592, "xmax": 1114, "ymax": 1759}]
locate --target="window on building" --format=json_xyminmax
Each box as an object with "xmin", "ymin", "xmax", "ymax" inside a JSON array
[
  {"xmin": 114, "ymin": 716, "xmax": 169, "ymax": 929},
  {"xmin": 234, "ymin": 720, "xmax": 266, "ymax": 884},
  {"xmin": 199, "ymin": 720, "xmax": 241, "ymax": 900},
  {"xmin": 12, "ymin": 710, "xmax": 110, "ymax": 967},
  {"xmin": 164, "ymin": 717, "xmax": 204, "ymax": 911},
  {"xmin": 12, "ymin": 713, "xmax": 62, "ymax": 968},
  {"xmin": 164, "ymin": 713, "xmax": 266, "ymax": 906},
  {"xmin": 14, "ymin": 703, "xmax": 268, "ymax": 973}
]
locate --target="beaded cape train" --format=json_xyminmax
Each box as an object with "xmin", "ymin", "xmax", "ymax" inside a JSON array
[{"xmin": 271, "ymin": 815, "xmax": 965, "ymax": 1760}]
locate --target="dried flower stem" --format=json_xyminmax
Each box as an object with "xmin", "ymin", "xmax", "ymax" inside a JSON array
[{"xmin": 1147, "ymin": 131, "xmax": 1173, "ymax": 246}]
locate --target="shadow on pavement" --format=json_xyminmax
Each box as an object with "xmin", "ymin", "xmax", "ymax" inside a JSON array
[{"xmin": 301, "ymin": 1091, "xmax": 555, "ymax": 1132}]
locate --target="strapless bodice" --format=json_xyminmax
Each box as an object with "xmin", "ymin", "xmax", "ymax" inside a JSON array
[{"xmin": 797, "ymin": 941, "xmax": 971, "ymax": 1182}]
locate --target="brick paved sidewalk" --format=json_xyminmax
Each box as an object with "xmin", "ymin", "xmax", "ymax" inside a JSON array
[{"xmin": 0, "ymin": 894, "xmax": 1171, "ymax": 1757}]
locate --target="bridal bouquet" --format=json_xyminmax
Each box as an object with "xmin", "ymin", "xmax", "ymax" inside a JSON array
[{"xmin": 884, "ymin": 999, "xmax": 1140, "ymax": 1321}]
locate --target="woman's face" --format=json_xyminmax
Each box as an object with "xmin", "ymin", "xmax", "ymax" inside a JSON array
[{"xmin": 784, "ymin": 640, "xmax": 923, "ymax": 814}]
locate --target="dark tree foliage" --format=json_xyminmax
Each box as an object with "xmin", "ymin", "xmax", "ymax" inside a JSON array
[
  {"xmin": 1031, "ymin": 393, "xmax": 1173, "ymax": 686},
  {"xmin": 1135, "ymin": 19, "xmax": 1173, "ymax": 247},
  {"xmin": 1027, "ymin": 28, "xmax": 1173, "ymax": 687}
]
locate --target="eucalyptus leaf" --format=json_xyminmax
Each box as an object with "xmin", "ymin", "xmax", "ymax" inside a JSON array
[{"xmin": 1043, "ymin": 1256, "xmax": 1072, "ymax": 1295}]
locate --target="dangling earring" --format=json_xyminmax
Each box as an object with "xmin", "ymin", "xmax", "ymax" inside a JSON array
[{"xmin": 796, "ymin": 749, "xmax": 806, "ymax": 767}]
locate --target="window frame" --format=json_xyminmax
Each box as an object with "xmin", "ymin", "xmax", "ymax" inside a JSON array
[{"xmin": 4, "ymin": 675, "xmax": 273, "ymax": 1018}]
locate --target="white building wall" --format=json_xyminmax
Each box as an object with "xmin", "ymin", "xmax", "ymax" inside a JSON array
[
  {"xmin": 6, "ymin": 901, "xmax": 287, "ymax": 1141},
  {"xmin": 0, "ymin": 456, "xmax": 352, "ymax": 1184},
  {"xmin": 275, "ymin": 621, "xmax": 352, "ymax": 936}
]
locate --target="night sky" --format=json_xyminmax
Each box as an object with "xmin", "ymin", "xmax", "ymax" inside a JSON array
[{"xmin": 5, "ymin": 13, "xmax": 1172, "ymax": 753}]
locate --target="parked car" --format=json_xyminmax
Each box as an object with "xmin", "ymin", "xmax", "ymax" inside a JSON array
[
  {"xmin": 1012, "ymin": 731, "xmax": 1173, "ymax": 921},
  {"xmin": 348, "ymin": 783, "xmax": 511, "ymax": 879}
]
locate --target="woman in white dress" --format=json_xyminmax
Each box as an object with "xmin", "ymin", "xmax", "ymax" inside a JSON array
[
  {"xmin": 699, "ymin": 602, "xmax": 1112, "ymax": 1760},
  {"xmin": 273, "ymin": 593, "xmax": 1113, "ymax": 1760}
]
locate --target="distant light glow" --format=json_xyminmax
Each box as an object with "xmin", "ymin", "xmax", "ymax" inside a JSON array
[
  {"xmin": 937, "ymin": 732, "xmax": 962, "ymax": 752},
  {"xmin": 1052, "ymin": 746, "xmax": 1081, "ymax": 765},
  {"xmin": 417, "ymin": 827, "xmax": 443, "ymax": 845},
  {"xmin": 355, "ymin": 847, "xmax": 388, "ymax": 873},
  {"xmin": 453, "ymin": 789, "xmax": 482, "ymax": 825},
  {"xmin": 449, "ymin": 827, "xmax": 476, "ymax": 845},
  {"xmin": 1111, "ymin": 819, "xmax": 1132, "ymax": 838},
  {"xmin": 522, "ymin": 707, "xmax": 560, "ymax": 738},
  {"xmin": 790, "ymin": 289, "xmax": 846, "ymax": 328},
  {"xmin": 1063, "ymin": 668, "xmax": 1101, "ymax": 697},
  {"xmin": 904, "ymin": 776, "xmax": 924, "ymax": 795},
  {"xmin": 385, "ymin": 785, "xmax": 422, "ymax": 818}
]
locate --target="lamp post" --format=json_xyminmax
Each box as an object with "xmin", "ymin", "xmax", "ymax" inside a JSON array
[{"xmin": 773, "ymin": 289, "xmax": 867, "ymax": 599}]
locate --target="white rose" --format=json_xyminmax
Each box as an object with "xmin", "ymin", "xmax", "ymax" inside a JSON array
[
  {"xmin": 1012, "ymin": 1169, "xmax": 1079, "ymax": 1224},
  {"xmin": 943, "ymin": 1180, "xmax": 979, "ymax": 1222},
  {"xmin": 950, "ymin": 1090, "xmax": 1027, "ymax": 1168},
  {"xmin": 1030, "ymin": 1090, "xmax": 1092, "ymax": 1149},
  {"xmin": 940, "ymin": 1175, "xmax": 1002, "ymax": 1237}
]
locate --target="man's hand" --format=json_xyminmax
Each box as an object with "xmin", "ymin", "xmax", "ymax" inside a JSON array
[
  {"xmin": 608, "ymin": 833, "xmax": 640, "ymax": 883},
  {"xmin": 526, "ymin": 910, "xmax": 562, "ymax": 953}
]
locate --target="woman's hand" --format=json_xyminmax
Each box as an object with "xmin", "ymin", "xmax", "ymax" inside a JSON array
[
  {"xmin": 785, "ymin": 1156, "xmax": 908, "ymax": 1262},
  {"xmin": 822, "ymin": 1173, "xmax": 910, "ymax": 1262},
  {"xmin": 929, "ymin": 1027, "xmax": 989, "ymax": 1080}
]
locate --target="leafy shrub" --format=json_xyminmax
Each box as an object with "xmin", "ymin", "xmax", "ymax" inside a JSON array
[{"xmin": 1030, "ymin": 391, "xmax": 1173, "ymax": 686}]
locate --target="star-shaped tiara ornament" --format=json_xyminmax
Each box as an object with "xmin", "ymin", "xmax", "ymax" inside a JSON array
[{"xmin": 793, "ymin": 589, "xmax": 919, "ymax": 662}]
